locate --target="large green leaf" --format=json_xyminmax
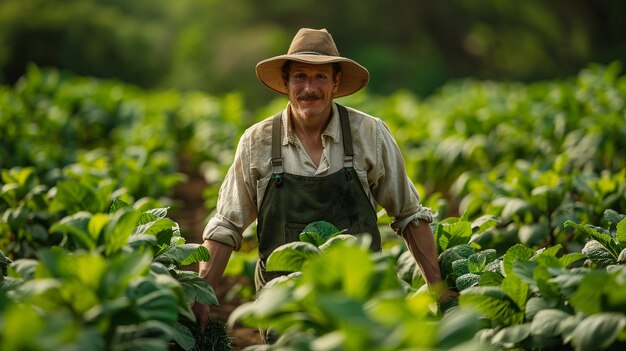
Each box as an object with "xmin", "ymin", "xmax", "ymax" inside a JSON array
[
  {"xmin": 501, "ymin": 275, "xmax": 529, "ymax": 312},
  {"xmin": 512, "ymin": 260, "xmax": 538, "ymax": 286},
  {"xmin": 171, "ymin": 321, "xmax": 195, "ymax": 351},
  {"xmin": 559, "ymin": 314, "xmax": 585, "ymax": 344},
  {"xmin": 529, "ymin": 309, "xmax": 571, "ymax": 337},
  {"xmin": 572, "ymin": 313, "xmax": 626, "ymax": 351},
  {"xmin": 110, "ymin": 198, "xmax": 133, "ymax": 213},
  {"xmin": 604, "ymin": 209, "xmax": 625, "ymax": 228},
  {"xmin": 133, "ymin": 218, "xmax": 177, "ymax": 238},
  {"xmin": 316, "ymin": 293, "xmax": 378, "ymax": 330},
  {"xmin": 319, "ymin": 234, "xmax": 357, "ymax": 252},
  {"xmin": 459, "ymin": 286, "xmax": 523, "ymax": 325},
  {"xmin": 470, "ymin": 215, "xmax": 498, "ymax": 234},
  {"xmin": 83, "ymin": 296, "xmax": 132, "ymax": 323},
  {"xmin": 570, "ymin": 270, "xmax": 611, "ymax": 315},
  {"xmin": 299, "ymin": 231, "xmax": 325, "ymax": 247},
  {"xmin": 173, "ymin": 270, "xmax": 218, "ymax": 306},
  {"xmin": 37, "ymin": 249, "xmax": 105, "ymax": 282},
  {"xmin": 7, "ymin": 258, "xmax": 38, "ymax": 280},
  {"xmin": 102, "ymin": 209, "xmax": 141, "ymax": 256},
  {"xmin": 100, "ymin": 251, "xmax": 152, "ymax": 299},
  {"xmin": 303, "ymin": 244, "xmax": 376, "ymax": 300},
  {"xmin": 438, "ymin": 307, "xmax": 487, "ymax": 349},
  {"xmin": 13, "ymin": 278, "xmax": 61, "ymax": 299},
  {"xmin": 266, "ymin": 242, "xmax": 321, "ymax": 272},
  {"xmin": 559, "ymin": 252, "xmax": 586, "ymax": 268},
  {"xmin": 88, "ymin": 214, "xmax": 110, "ymax": 241},
  {"xmin": 525, "ymin": 297, "xmax": 558, "ymax": 321},
  {"xmin": 503, "ymin": 244, "xmax": 534, "ymax": 276},
  {"xmin": 127, "ymin": 279, "xmax": 179, "ymax": 324},
  {"xmin": 582, "ymin": 240, "xmax": 617, "ymax": 267},
  {"xmin": 227, "ymin": 285, "xmax": 297, "ymax": 329},
  {"xmin": 616, "ymin": 218, "xmax": 626, "ymax": 245},
  {"xmin": 479, "ymin": 271, "xmax": 504, "ymax": 286},
  {"xmin": 435, "ymin": 221, "xmax": 472, "ymax": 252},
  {"xmin": 565, "ymin": 221, "xmax": 620, "ymax": 258},
  {"xmin": 126, "ymin": 234, "xmax": 158, "ymax": 251},
  {"xmin": 155, "ymin": 244, "xmax": 210, "ymax": 267},
  {"xmin": 50, "ymin": 212, "xmax": 95, "ymax": 250},
  {"xmin": 52, "ymin": 180, "xmax": 103, "ymax": 214},
  {"xmin": 491, "ymin": 323, "xmax": 530, "ymax": 349},
  {"xmin": 110, "ymin": 320, "xmax": 174, "ymax": 351},
  {"xmin": 533, "ymin": 265, "xmax": 561, "ymax": 299}
]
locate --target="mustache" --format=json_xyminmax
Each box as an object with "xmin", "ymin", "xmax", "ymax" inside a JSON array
[{"xmin": 297, "ymin": 93, "xmax": 322, "ymax": 100}]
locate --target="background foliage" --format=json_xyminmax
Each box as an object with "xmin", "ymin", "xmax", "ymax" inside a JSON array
[{"xmin": 1, "ymin": 0, "xmax": 626, "ymax": 108}]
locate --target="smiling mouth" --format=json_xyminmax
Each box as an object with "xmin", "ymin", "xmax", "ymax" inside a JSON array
[{"xmin": 298, "ymin": 94, "xmax": 322, "ymax": 101}]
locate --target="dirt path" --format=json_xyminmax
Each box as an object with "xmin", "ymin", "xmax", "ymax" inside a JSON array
[{"xmin": 170, "ymin": 164, "xmax": 263, "ymax": 350}]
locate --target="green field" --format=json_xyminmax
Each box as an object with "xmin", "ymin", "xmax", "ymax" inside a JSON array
[{"xmin": 1, "ymin": 62, "xmax": 626, "ymax": 350}]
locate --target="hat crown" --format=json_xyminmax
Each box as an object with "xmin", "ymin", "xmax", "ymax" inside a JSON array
[{"xmin": 287, "ymin": 28, "xmax": 339, "ymax": 56}]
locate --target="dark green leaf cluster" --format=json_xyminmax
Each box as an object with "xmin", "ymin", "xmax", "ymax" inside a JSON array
[
  {"xmin": 457, "ymin": 212, "xmax": 626, "ymax": 350},
  {"xmin": 298, "ymin": 220, "xmax": 346, "ymax": 247},
  {"xmin": 0, "ymin": 198, "xmax": 217, "ymax": 351},
  {"xmin": 566, "ymin": 209, "xmax": 626, "ymax": 269}
]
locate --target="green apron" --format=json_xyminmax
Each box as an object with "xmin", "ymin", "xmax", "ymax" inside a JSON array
[{"xmin": 254, "ymin": 104, "xmax": 381, "ymax": 290}]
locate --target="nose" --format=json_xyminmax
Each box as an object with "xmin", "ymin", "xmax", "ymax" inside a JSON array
[{"xmin": 302, "ymin": 79, "xmax": 316, "ymax": 92}]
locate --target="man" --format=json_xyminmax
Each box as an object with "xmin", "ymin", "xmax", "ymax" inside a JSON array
[{"xmin": 194, "ymin": 28, "xmax": 457, "ymax": 328}]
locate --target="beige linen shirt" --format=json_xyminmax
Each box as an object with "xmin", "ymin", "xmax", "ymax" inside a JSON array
[{"xmin": 202, "ymin": 102, "xmax": 433, "ymax": 250}]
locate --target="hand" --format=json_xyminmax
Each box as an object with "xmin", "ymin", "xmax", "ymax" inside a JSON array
[
  {"xmin": 191, "ymin": 300, "xmax": 211, "ymax": 331},
  {"xmin": 437, "ymin": 288, "xmax": 459, "ymax": 304},
  {"xmin": 428, "ymin": 281, "xmax": 459, "ymax": 304}
]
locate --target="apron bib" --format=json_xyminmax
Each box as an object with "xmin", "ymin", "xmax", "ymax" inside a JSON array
[{"xmin": 254, "ymin": 105, "xmax": 381, "ymax": 290}]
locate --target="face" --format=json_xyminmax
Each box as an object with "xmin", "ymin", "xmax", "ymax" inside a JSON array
[{"xmin": 285, "ymin": 62, "xmax": 341, "ymax": 122}]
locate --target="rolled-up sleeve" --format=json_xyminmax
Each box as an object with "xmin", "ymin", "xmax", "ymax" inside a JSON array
[
  {"xmin": 370, "ymin": 120, "xmax": 433, "ymax": 235},
  {"xmin": 202, "ymin": 130, "xmax": 258, "ymax": 251}
]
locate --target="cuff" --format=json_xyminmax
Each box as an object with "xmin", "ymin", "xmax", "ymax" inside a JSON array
[
  {"xmin": 390, "ymin": 205, "xmax": 434, "ymax": 235},
  {"xmin": 202, "ymin": 215, "xmax": 242, "ymax": 251}
]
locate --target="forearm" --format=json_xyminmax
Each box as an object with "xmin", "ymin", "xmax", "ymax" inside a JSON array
[
  {"xmin": 401, "ymin": 219, "xmax": 443, "ymax": 290},
  {"xmin": 198, "ymin": 239, "xmax": 233, "ymax": 288}
]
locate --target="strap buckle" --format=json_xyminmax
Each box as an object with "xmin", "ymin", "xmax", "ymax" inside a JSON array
[
  {"xmin": 271, "ymin": 157, "xmax": 284, "ymax": 187},
  {"xmin": 343, "ymin": 155, "xmax": 354, "ymax": 168},
  {"xmin": 271, "ymin": 157, "xmax": 284, "ymax": 174}
]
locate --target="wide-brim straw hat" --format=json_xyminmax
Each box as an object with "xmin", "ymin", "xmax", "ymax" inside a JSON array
[{"xmin": 256, "ymin": 28, "xmax": 369, "ymax": 98}]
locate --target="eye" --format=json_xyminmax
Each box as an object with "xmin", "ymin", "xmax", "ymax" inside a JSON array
[
  {"xmin": 316, "ymin": 73, "xmax": 329, "ymax": 81},
  {"xmin": 293, "ymin": 73, "xmax": 307, "ymax": 81}
]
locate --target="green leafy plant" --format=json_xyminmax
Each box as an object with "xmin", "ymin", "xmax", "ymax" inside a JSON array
[
  {"xmin": 0, "ymin": 198, "xmax": 216, "ymax": 351},
  {"xmin": 565, "ymin": 209, "xmax": 626, "ymax": 268},
  {"xmin": 265, "ymin": 221, "xmax": 357, "ymax": 274},
  {"xmin": 298, "ymin": 220, "xmax": 347, "ymax": 247},
  {"xmin": 231, "ymin": 237, "xmax": 489, "ymax": 351}
]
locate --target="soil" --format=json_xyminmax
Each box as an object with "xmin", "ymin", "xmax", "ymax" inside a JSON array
[{"xmin": 170, "ymin": 164, "xmax": 263, "ymax": 350}]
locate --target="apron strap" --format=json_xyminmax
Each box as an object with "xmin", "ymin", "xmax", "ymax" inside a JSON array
[
  {"xmin": 271, "ymin": 111, "xmax": 284, "ymax": 186},
  {"xmin": 337, "ymin": 104, "xmax": 354, "ymax": 167},
  {"xmin": 337, "ymin": 104, "xmax": 355, "ymax": 180}
]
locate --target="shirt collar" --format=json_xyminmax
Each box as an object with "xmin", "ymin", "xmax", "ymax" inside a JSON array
[{"xmin": 282, "ymin": 102, "xmax": 341, "ymax": 146}]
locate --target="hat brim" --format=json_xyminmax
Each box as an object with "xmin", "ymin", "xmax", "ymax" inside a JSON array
[{"xmin": 256, "ymin": 54, "xmax": 369, "ymax": 98}]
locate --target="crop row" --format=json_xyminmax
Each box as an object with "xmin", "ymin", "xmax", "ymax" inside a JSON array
[{"xmin": 1, "ymin": 62, "xmax": 625, "ymax": 350}]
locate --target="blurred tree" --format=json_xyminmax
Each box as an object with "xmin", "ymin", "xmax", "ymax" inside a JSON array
[
  {"xmin": 0, "ymin": 0, "xmax": 625, "ymax": 108},
  {"xmin": 0, "ymin": 0, "xmax": 175, "ymax": 87}
]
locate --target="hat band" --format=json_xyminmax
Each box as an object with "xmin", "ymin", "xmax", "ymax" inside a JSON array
[{"xmin": 292, "ymin": 50, "xmax": 338, "ymax": 56}]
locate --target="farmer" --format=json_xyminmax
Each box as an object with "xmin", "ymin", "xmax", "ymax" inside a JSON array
[{"xmin": 194, "ymin": 28, "xmax": 457, "ymax": 327}]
